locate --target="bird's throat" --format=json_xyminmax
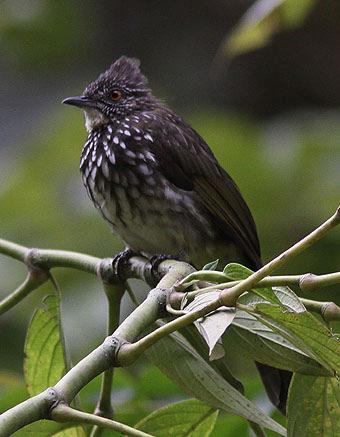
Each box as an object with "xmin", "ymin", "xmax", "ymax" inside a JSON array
[{"xmin": 84, "ymin": 108, "xmax": 109, "ymax": 132}]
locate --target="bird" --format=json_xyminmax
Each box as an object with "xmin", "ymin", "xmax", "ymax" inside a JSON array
[{"xmin": 63, "ymin": 55, "xmax": 291, "ymax": 414}]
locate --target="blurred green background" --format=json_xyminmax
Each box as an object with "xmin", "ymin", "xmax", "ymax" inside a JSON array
[{"xmin": 0, "ymin": 1, "xmax": 339, "ymax": 435}]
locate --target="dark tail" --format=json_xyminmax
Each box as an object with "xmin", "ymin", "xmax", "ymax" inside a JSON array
[{"xmin": 256, "ymin": 362, "xmax": 292, "ymax": 415}]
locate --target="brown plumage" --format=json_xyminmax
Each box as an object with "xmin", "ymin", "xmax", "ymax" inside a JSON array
[{"xmin": 63, "ymin": 56, "xmax": 291, "ymax": 414}]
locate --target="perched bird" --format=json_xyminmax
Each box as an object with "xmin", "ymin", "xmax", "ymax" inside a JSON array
[{"xmin": 63, "ymin": 56, "xmax": 291, "ymax": 414}]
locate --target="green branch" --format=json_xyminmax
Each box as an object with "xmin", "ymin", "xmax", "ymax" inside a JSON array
[
  {"xmin": 181, "ymin": 271, "xmax": 340, "ymax": 297},
  {"xmin": 0, "ymin": 258, "xmax": 194, "ymax": 435},
  {"xmin": 0, "ymin": 207, "xmax": 339, "ymax": 435},
  {"xmin": 183, "ymin": 207, "xmax": 340, "ymax": 307},
  {"xmin": 51, "ymin": 404, "xmax": 152, "ymax": 437},
  {"xmin": 90, "ymin": 280, "xmax": 126, "ymax": 437},
  {"xmin": 0, "ymin": 269, "xmax": 49, "ymax": 315},
  {"xmin": 120, "ymin": 208, "xmax": 340, "ymax": 361},
  {"xmin": 0, "ymin": 239, "xmax": 152, "ymax": 315}
]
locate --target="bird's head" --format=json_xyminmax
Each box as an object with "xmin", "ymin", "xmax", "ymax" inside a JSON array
[{"xmin": 63, "ymin": 56, "xmax": 156, "ymax": 131}]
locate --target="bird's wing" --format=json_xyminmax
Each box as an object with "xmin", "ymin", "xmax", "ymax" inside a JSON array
[{"xmin": 147, "ymin": 114, "xmax": 261, "ymax": 269}]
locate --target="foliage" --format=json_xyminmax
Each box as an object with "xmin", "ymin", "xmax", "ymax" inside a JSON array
[
  {"xmin": 135, "ymin": 399, "xmax": 219, "ymax": 437},
  {"xmin": 0, "ymin": 227, "xmax": 339, "ymax": 435},
  {"xmin": 223, "ymin": 0, "xmax": 316, "ymax": 57},
  {"xmin": 0, "ymin": 1, "xmax": 339, "ymax": 436}
]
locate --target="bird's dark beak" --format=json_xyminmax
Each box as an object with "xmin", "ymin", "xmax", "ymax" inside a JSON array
[{"xmin": 62, "ymin": 95, "xmax": 97, "ymax": 109}]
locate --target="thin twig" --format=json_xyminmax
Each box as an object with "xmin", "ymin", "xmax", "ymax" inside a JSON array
[
  {"xmin": 0, "ymin": 269, "xmax": 49, "ymax": 315},
  {"xmin": 183, "ymin": 271, "xmax": 340, "ymax": 300},
  {"xmin": 165, "ymin": 302, "xmax": 188, "ymax": 316},
  {"xmin": 51, "ymin": 404, "xmax": 151, "ymax": 437}
]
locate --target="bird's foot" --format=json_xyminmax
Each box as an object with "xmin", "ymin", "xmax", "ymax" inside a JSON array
[
  {"xmin": 145, "ymin": 253, "xmax": 180, "ymax": 286},
  {"xmin": 112, "ymin": 248, "xmax": 139, "ymax": 282}
]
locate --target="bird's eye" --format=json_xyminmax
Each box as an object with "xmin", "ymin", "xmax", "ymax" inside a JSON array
[{"xmin": 111, "ymin": 90, "xmax": 123, "ymax": 101}]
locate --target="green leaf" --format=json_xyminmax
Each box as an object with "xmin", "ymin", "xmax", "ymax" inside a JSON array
[
  {"xmin": 53, "ymin": 427, "xmax": 87, "ymax": 436},
  {"xmin": 14, "ymin": 421, "xmax": 84, "ymax": 436},
  {"xmin": 223, "ymin": 263, "xmax": 282, "ymax": 305},
  {"xmin": 224, "ymin": 311, "xmax": 331, "ymax": 376},
  {"xmin": 250, "ymin": 304, "xmax": 340, "ymax": 374},
  {"xmin": 287, "ymin": 374, "xmax": 340, "ymax": 437},
  {"xmin": 24, "ymin": 294, "xmax": 66, "ymax": 395},
  {"xmin": 224, "ymin": 0, "xmax": 316, "ymax": 57},
  {"xmin": 202, "ymin": 259, "xmax": 219, "ymax": 271},
  {"xmin": 184, "ymin": 291, "xmax": 236, "ymax": 360},
  {"xmin": 270, "ymin": 286, "xmax": 305, "ymax": 312},
  {"xmin": 135, "ymin": 399, "xmax": 218, "ymax": 437},
  {"xmin": 145, "ymin": 330, "xmax": 286, "ymax": 435},
  {"xmin": 222, "ymin": 263, "xmax": 252, "ymax": 280},
  {"xmin": 179, "ymin": 324, "xmax": 244, "ymax": 393},
  {"xmin": 223, "ymin": 263, "xmax": 305, "ymax": 311},
  {"xmin": 22, "ymin": 294, "xmax": 85, "ymax": 436}
]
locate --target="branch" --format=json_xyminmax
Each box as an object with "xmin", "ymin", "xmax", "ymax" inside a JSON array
[
  {"xmin": 0, "ymin": 268, "xmax": 49, "ymax": 315},
  {"xmin": 180, "ymin": 271, "xmax": 340, "ymax": 297},
  {"xmin": 51, "ymin": 404, "xmax": 152, "ymax": 437},
  {"xmin": 119, "ymin": 208, "xmax": 340, "ymax": 362},
  {"xmin": 0, "ymin": 208, "xmax": 339, "ymax": 434},
  {"xmin": 300, "ymin": 298, "xmax": 340, "ymax": 322},
  {"xmin": 0, "ymin": 238, "xmax": 155, "ymax": 315},
  {"xmin": 222, "ymin": 207, "xmax": 339, "ymax": 306},
  {"xmin": 0, "ymin": 259, "xmax": 194, "ymax": 435},
  {"xmin": 90, "ymin": 279, "xmax": 126, "ymax": 436}
]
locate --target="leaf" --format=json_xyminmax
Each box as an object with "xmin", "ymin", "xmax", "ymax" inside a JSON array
[
  {"xmin": 222, "ymin": 263, "xmax": 252, "ymax": 280},
  {"xmin": 224, "ymin": 263, "xmax": 281, "ymax": 305},
  {"xmin": 179, "ymin": 324, "xmax": 244, "ymax": 393},
  {"xmin": 224, "ymin": 0, "xmax": 316, "ymax": 57},
  {"xmin": 24, "ymin": 294, "xmax": 66, "ymax": 395},
  {"xmin": 202, "ymin": 259, "xmax": 219, "ymax": 271},
  {"xmin": 15, "ymin": 421, "xmax": 84, "ymax": 436},
  {"xmin": 145, "ymin": 330, "xmax": 286, "ymax": 435},
  {"xmin": 287, "ymin": 374, "xmax": 340, "ymax": 437},
  {"xmin": 270, "ymin": 286, "xmax": 305, "ymax": 312},
  {"xmin": 53, "ymin": 427, "xmax": 87, "ymax": 436},
  {"xmin": 223, "ymin": 263, "xmax": 305, "ymax": 311},
  {"xmin": 184, "ymin": 291, "xmax": 236, "ymax": 359},
  {"xmin": 135, "ymin": 399, "xmax": 218, "ymax": 437},
  {"xmin": 250, "ymin": 304, "xmax": 340, "ymax": 374},
  {"xmin": 224, "ymin": 311, "xmax": 331, "ymax": 376},
  {"xmin": 23, "ymin": 294, "xmax": 85, "ymax": 436}
]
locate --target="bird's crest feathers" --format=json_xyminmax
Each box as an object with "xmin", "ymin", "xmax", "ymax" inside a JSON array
[{"xmin": 84, "ymin": 56, "xmax": 148, "ymax": 96}]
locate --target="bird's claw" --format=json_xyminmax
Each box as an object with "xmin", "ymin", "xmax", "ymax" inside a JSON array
[
  {"xmin": 145, "ymin": 253, "xmax": 179, "ymax": 286},
  {"xmin": 112, "ymin": 248, "xmax": 139, "ymax": 282}
]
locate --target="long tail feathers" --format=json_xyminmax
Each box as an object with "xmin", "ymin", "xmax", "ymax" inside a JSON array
[{"xmin": 255, "ymin": 362, "xmax": 292, "ymax": 415}]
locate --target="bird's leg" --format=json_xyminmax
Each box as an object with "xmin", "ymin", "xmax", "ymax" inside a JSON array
[{"xmin": 112, "ymin": 248, "xmax": 140, "ymax": 281}]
